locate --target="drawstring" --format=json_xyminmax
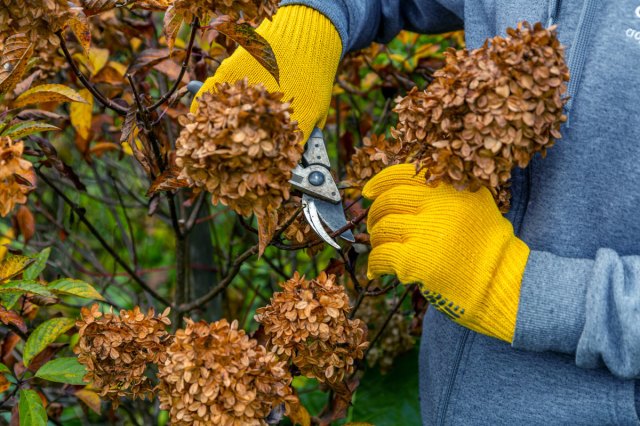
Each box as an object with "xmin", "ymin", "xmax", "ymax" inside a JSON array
[
  {"xmin": 552, "ymin": 0, "xmax": 599, "ymax": 126},
  {"xmin": 547, "ymin": 0, "xmax": 561, "ymax": 26}
]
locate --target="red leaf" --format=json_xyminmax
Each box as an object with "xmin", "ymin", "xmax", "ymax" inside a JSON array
[
  {"xmin": 15, "ymin": 206, "xmax": 35, "ymax": 243},
  {"xmin": 0, "ymin": 307, "xmax": 26, "ymax": 334}
]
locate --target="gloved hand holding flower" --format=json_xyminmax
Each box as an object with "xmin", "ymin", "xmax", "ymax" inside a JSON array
[
  {"xmin": 191, "ymin": 5, "xmax": 342, "ymax": 141},
  {"xmin": 363, "ymin": 164, "xmax": 531, "ymax": 342}
]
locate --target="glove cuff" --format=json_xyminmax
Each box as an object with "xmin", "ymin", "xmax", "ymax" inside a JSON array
[{"xmin": 475, "ymin": 236, "xmax": 530, "ymax": 342}]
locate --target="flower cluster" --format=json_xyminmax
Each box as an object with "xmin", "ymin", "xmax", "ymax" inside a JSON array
[
  {"xmin": 0, "ymin": 136, "xmax": 35, "ymax": 217},
  {"xmin": 74, "ymin": 304, "xmax": 172, "ymax": 404},
  {"xmin": 170, "ymin": 0, "xmax": 278, "ymax": 23},
  {"xmin": 345, "ymin": 134, "xmax": 409, "ymax": 192},
  {"xmin": 158, "ymin": 318, "xmax": 294, "ymax": 426},
  {"xmin": 255, "ymin": 272, "xmax": 369, "ymax": 386},
  {"xmin": 392, "ymin": 22, "xmax": 569, "ymax": 211},
  {"xmin": 175, "ymin": 79, "xmax": 303, "ymax": 219},
  {"xmin": 356, "ymin": 297, "xmax": 415, "ymax": 373},
  {"xmin": 0, "ymin": 0, "xmax": 72, "ymax": 51}
]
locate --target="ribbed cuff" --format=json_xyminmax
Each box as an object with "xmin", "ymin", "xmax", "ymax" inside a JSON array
[
  {"xmin": 280, "ymin": 0, "xmax": 349, "ymax": 55},
  {"xmin": 481, "ymin": 237, "xmax": 530, "ymax": 342}
]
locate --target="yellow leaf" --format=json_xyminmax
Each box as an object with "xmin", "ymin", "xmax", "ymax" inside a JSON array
[
  {"xmin": 121, "ymin": 142, "xmax": 134, "ymax": 156},
  {"xmin": 287, "ymin": 400, "xmax": 311, "ymax": 426},
  {"xmin": 13, "ymin": 84, "xmax": 88, "ymax": 108},
  {"xmin": 88, "ymin": 48, "xmax": 110, "ymax": 77},
  {"xmin": 75, "ymin": 389, "xmax": 102, "ymax": 415},
  {"xmin": 130, "ymin": 37, "xmax": 142, "ymax": 51},
  {"xmin": 0, "ymin": 254, "xmax": 32, "ymax": 283},
  {"xmin": 68, "ymin": 6, "xmax": 91, "ymax": 55},
  {"xmin": 70, "ymin": 89, "xmax": 93, "ymax": 141},
  {"xmin": 0, "ymin": 228, "xmax": 14, "ymax": 261},
  {"xmin": 414, "ymin": 43, "xmax": 440, "ymax": 60},
  {"xmin": 106, "ymin": 61, "xmax": 127, "ymax": 77}
]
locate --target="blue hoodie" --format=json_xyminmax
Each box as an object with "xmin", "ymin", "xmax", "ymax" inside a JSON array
[{"xmin": 281, "ymin": 0, "xmax": 640, "ymax": 424}]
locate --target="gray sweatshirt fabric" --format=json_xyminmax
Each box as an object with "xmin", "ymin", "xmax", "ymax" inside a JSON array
[{"xmin": 280, "ymin": 0, "xmax": 640, "ymax": 424}]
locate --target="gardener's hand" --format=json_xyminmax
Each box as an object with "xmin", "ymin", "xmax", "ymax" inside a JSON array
[
  {"xmin": 363, "ymin": 164, "xmax": 531, "ymax": 342},
  {"xmin": 190, "ymin": 5, "xmax": 342, "ymax": 141}
]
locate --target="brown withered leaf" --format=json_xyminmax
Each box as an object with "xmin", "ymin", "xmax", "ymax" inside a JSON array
[
  {"xmin": 215, "ymin": 22, "xmax": 279, "ymax": 84},
  {"xmin": 81, "ymin": 0, "xmax": 119, "ymax": 16},
  {"xmin": 0, "ymin": 374, "xmax": 9, "ymax": 394},
  {"xmin": 0, "ymin": 34, "xmax": 34, "ymax": 95},
  {"xmin": 26, "ymin": 343, "xmax": 65, "ymax": 373},
  {"xmin": 34, "ymin": 137, "xmax": 86, "ymax": 192},
  {"xmin": 0, "ymin": 307, "xmax": 27, "ymax": 334},
  {"xmin": 257, "ymin": 209, "xmax": 278, "ymax": 257},
  {"xmin": 162, "ymin": 6, "xmax": 183, "ymax": 53},
  {"xmin": 317, "ymin": 376, "xmax": 359, "ymax": 426},
  {"xmin": 127, "ymin": 48, "xmax": 171, "ymax": 76},
  {"xmin": 120, "ymin": 108, "xmax": 137, "ymax": 144},
  {"xmin": 146, "ymin": 166, "xmax": 190, "ymax": 197},
  {"xmin": 134, "ymin": 0, "xmax": 171, "ymax": 11},
  {"xmin": 68, "ymin": 5, "xmax": 92, "ymax": 55},
  {"xmin": 15, "ymin": 206, "xmax": 35, "ymax": 243}
]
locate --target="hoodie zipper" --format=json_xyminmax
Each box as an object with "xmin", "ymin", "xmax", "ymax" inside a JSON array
[
  {"xmin": 559, "ymin": 0, "xmax": 599, "ymax": 125},
  {"xmin": 514, "ymin": 0, "xmax": 598, "ymax": 235}
]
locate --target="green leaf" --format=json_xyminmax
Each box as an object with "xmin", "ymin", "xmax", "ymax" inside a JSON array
[
  {"xmin": 0, "ymin": 363, "xmax": 10, "ymax": 375},
  {"xmin": 0, "ymin": 121, "xmax": 59, "ymax": 139},
  {"xmin": 23, "ymin": 318, "xmax": 76, "ymax": 367},
  {"xmin": 48, "ymin": 279, "xmax": 105, "ymax": 301},
  {"xmin": 23, "ymin": 248, "xmax": 50, "ymax": 280},
  {"xmin": 18, "ymin": 389, "xmax": 47, "ymax": 426},
  {"xmin": 351, "ymin": 349, "xmax": 421, "ymax": 426},
  {"xmin": 0, "ymin": 293, "xmax": 21, "ymax": 310},
  {"xmin": 35, "ymin": 357, "xmax": 87, "ymax": 385},
  {"xmin": 0, "ymin": 280, "xmax": 54, "ymax": 298}
]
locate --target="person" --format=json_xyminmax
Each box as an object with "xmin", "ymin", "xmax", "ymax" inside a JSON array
[{"xmin": 192, "ymin": 1, "xmax": 640, "ymax": 424}]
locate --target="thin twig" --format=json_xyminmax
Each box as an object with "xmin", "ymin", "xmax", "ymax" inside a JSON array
[
  {"xmin": 36, "ymin": 169, "xmax": 172, "ymax": 307},
  {"xmin": 364, "ymin": 285, "xmax": 412, "ymax": 359},
  {"xmin": 149, "ymin": 19, "xmax": 200, "ymax": 111},
  {"xmin": 56, "ymin": 31, "xmax": 128, "ymax": 116}
]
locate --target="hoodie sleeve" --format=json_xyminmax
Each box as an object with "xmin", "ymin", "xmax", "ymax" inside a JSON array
[
  {"xmin": 512, "ymin": 248, "xmax": 640, "ymax": 379},
  {"xmin": 279, "ymin": 0, "xmax": 464, "ymax": 54}
]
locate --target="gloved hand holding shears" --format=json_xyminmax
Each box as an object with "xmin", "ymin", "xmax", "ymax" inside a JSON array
[{"xmin": 189, "ymin": 5, "xmax": 354, "ymax": 248}]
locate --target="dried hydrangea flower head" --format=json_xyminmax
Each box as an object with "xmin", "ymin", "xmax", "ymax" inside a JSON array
[
  {"xmin": 255, "ymin": 272, "xmax": 369, "ymax": 386},
  {"xmin": 74, "ymin": 304, "xmax": 172, "ymax": 404},
  {"xmin": 170, "ymin": 0, "xmax": 279, "ymax": 23},
  {"xmin": 392, "ymin": 22, "xmax": 570, "ymax": 211},
  {"xmin": 0, "ymin": 136, "xmax": 35, "ymax": 217},
  {"xmin": 345, "ymin": 134, "xmax": 409, "ymax": 192},
  {"xmin": 356, "ymin": 296, "xmax": 415, "ymax": 373},
  {"xmin": 158, "ymin": 318, "xmax": 294, "ymax": 426},
  {"xmin": 176, "ymin": 79, "xmax": 303, "ymax": 219},
  {"xmin": 0, "ymin": 0, "xmax": 72, "ymax": 51}
]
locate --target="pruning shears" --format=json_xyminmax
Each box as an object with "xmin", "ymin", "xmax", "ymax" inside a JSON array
[{"xmin": 187, "ymin": 81, "xmax": 355, "ymax": 250}]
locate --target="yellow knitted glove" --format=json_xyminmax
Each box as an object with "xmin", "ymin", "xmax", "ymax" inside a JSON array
[
  {"xmin": 191, "ymin": 5, "xmax": 342, "ymax": 141},
  {"xmin": 363, "ymin": 164, "xmax": 531, "ymax": 342}
]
